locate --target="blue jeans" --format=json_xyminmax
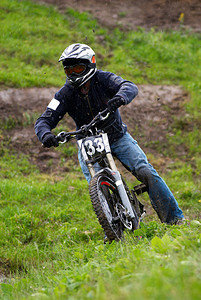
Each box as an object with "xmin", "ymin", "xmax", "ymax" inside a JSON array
[{"xmin": 78, "ymin": 132, "xmax": 184, "ymax": 224}]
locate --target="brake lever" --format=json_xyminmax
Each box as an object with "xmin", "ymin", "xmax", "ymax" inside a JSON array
[
  {"xmin": 56, "ymin": 131, "xmax": 72, "ymax": 144},
  {"xmin": 100, "ymin": 111, "xmax": 110, "ymax": 121}
]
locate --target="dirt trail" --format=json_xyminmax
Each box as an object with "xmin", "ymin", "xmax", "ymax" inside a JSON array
[{"xmin": 37, "ymin": 0, "xmax": 201, "ymax": 32}]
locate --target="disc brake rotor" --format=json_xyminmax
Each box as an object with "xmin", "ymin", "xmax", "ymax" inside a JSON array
[{"xmin": 115, "ymin": 203, "xmax": 132, "ymax": 230}]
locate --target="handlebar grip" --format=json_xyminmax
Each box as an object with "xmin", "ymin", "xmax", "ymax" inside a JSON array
[{"xmin": 56, "ymin": 135, "xmax": 63, "ymax": 142}]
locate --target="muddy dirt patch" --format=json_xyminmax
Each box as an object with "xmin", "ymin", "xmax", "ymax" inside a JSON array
[{"xmin": 35, "ymin": 0, "xmax": 201, "ymax": 32}]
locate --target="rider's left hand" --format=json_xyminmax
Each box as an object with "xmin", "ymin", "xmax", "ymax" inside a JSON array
[{"xmin": 107, "ymin": 96, "xmax": 125, "ymax": 112}]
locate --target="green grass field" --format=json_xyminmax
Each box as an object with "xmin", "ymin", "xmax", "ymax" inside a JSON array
[{"xmin": 0, "ymin": 0, "xmax": 200, "ymax": 299}]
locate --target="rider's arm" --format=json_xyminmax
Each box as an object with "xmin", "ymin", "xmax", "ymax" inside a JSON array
[
  {"xmin": 34, "ymin": 87, "xmax": 69, "ymax": 142},
  {"xmin": 98, "ymin": 71, "xmax": 138, "ymax": 105}
]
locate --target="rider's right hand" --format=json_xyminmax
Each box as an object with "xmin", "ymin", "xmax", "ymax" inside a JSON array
[{"xmin": 42, "ymin": 133, "xmax": 59, "ymax": 148}]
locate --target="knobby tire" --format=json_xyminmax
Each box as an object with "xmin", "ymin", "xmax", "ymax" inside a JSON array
[{"xmin": 89, "ymin": 172, "xmax": 124, "ymax": 242}]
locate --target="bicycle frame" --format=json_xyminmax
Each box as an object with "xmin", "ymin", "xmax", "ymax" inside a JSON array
[{"xmin": 56, "ymin": 109, "xmax": 144, "ymax": 226}]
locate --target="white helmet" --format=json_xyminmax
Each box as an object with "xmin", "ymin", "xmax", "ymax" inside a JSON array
[{"xmin": 58, "ymin": 43, "xmax": 97, "ymax": 87}]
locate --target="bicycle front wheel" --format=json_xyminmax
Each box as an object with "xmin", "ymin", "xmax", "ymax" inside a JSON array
[{"xmin": 89, "ymin": 172, "xmax": 124, "ymax": 242}]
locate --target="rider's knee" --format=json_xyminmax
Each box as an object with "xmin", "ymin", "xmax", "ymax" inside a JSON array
[{"xmin": 133, "ymin": 164, "xmax": 155, "ymax": 184}]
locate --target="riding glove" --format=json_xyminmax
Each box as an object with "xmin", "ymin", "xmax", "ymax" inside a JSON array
[
  {"xmin": 42, "ymin": 133, "xmax": 59, "ymax": 148},
  {"xmin": 107, "ymin": 96, "xmax": 125, "ymax": 112}
]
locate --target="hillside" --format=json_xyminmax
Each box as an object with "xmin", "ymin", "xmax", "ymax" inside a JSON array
[
  {"xmin": 1, "ymin": 0, "xmax": 200, "ymax": 173},
  {"xmin": 0, "ymin": 1, "xmax": 200, "ymax": 298}
]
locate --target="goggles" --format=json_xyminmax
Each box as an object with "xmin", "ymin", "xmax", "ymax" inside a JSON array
[{"xmin": 64, "ymin": 64, "xmax": 86, "ymax": 76}]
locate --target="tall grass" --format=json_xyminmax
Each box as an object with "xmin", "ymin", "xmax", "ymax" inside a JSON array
[{"xmin": 0, "ymin": 155, "xmax": 200, "ymax": 299}]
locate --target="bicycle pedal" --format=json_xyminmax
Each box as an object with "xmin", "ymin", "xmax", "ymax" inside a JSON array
[{"xmin": 133, "ymin": 183, "xmax": 147, "ymax": 195}]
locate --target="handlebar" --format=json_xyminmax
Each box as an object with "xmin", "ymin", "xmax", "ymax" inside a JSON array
[{"xmin": 56, "ymin": 108, "xmax": 111, "ymax": 144}]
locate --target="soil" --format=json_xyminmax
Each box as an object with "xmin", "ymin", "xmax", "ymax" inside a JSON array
[
  {"xmin": 37, "ymin": 0, "xmax": 201, "ymax": 32},
  {"xmin": 1, "ymin": 0, "xmax": 200, "ymax": 173}
]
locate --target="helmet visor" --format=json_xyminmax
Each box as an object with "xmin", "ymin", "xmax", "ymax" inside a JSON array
[{"xmin": 64, "ymin": 64, "xmax": 86, "ymax": 76}]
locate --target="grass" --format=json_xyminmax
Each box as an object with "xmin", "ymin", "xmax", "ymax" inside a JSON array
[
  {"xmin": 0, "ymin": 0, "xmax": 200, "ymax": 299},
  {"xmin": 0, "ymin": 155, "xmax": 200, "ymax": 299}
]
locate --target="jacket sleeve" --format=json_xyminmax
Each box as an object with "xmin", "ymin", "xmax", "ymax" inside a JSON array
[
  {"xmin": 34, "ymin": 96, "xmax": 67, "ymax": 142},
  {"xmin": 100, "ymin": 71, "xmax": 138, "ymax": 105}
]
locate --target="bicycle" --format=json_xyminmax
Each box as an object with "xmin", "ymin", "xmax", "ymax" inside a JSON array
[{"xmin": 56, "ymin": 109, "xmax": 147, "ymax": 242}]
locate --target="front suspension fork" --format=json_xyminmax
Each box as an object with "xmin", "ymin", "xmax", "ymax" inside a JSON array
[
  {"xmin": 110, "ymin": 170, "xmax": 136, "ymax": 220},
  {"xmin": 88, "ymin": 153, "xmax": 136, "ymax": 220}
]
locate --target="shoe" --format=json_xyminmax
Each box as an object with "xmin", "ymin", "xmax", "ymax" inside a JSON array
[{"xmin": 175, "ymin": 218, "xmax": 186, "ymax": 225}]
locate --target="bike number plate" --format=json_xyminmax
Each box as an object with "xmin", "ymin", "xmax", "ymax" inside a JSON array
[{"xmin": 78, "ymin": 133, "xmax": 110, "ymax": 162}]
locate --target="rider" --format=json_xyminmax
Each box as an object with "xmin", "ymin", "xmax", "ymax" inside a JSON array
[{"xmin": 35, "ymin": 43, "xmax": 185, "ymax": 225}]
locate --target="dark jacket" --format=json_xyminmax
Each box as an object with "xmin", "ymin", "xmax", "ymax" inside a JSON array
[{"xmin": 35, "ymin": 70, "xmax": 138, "ymax": 144}]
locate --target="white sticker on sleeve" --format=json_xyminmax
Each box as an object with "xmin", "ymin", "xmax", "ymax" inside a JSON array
[{"xmin": 47, "ymin": 98, "xmax": 60, "ymax": 110}]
